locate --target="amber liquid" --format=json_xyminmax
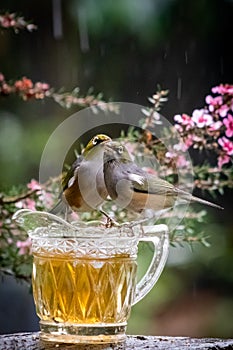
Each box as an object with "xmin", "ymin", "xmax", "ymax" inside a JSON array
[{"xmin": 32, "ymin": 252, "xmax": 137, "ymax": 325}]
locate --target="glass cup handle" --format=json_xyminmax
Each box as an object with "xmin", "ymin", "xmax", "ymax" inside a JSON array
[{"xmin": 132, "ymin": 224, "xmax": 169, "ymax": 306}]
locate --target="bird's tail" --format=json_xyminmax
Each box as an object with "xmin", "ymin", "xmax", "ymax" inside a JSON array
[
  {"xmin": 190, "ymin": 195, "xmax": 223, "ymax": 210},
  {"xmin": 49, "ymin": 200, "xmax": 66, "ymax": 214},
  {"xmin": 176, "ymin": 188, "xmax": 223, "ymax": 210}
]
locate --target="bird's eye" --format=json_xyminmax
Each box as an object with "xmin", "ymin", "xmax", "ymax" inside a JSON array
[{"xmin": 118, "ymin": 145, "xmax": 124, "ymax": 154}]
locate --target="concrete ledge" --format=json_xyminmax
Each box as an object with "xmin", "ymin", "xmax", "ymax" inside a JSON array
[{"xmin": 0, "ymin": 332, "xmax": 233, "ymax": 350}]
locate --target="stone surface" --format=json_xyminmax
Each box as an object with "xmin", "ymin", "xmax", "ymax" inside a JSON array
[{"xmin": 0, "ymin": 332, "xmax": 233, "ymax": 350}]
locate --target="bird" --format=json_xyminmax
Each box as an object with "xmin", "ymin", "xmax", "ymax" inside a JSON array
[
  {"xmin": 50, "ymin": 134, "xmax": 112, "ymax": 217},
  {"xmin": 103, "ymin": 141, "xmax": 223, "ymax": 215}
]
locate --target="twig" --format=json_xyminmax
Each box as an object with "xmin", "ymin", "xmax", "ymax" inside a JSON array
[{"xmin": 0, "ymin": 189, "xmax": 39, "ymax": 205}]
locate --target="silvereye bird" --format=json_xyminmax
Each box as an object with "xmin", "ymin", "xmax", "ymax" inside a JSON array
[
  {"xmin": 51, "ymin": 134, "xmax": 112, "ymax": 216},
  {"xmin": 103, "ymin": 141, "xmax": 223, "ymax": 213}
]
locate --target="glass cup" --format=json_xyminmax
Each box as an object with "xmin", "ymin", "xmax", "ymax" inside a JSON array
[{"xmin": 13, "ymin": 209, "xmax": 169, "ymax": 344}]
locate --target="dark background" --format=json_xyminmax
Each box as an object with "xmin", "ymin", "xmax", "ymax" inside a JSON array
[{"xmin": 0, "ymin": 0, "xmax": 233, "ymax": 337}]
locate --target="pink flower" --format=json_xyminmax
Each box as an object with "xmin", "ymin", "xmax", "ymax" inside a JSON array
[
  {"xmin": 218, "ymin": 137, "xmax": 233, "ymax": 156},
  {"xmin": 27, "ymin": 179, "xmax": 41, "ymax": 191},
  {"xmin": 24, "ymin": 198, "xmax": 36, "ymax": 210},
  {"xmin": 165, "ymin": 151, "xmax": 177, "ymax": 159},
  {"xmin": 205, "ymin": 94, "xmax": 229, "ymax": 116},
  {"xmin": 223, "ymin": 114, "xmax": 233, "ymax": 138},
  {"xmin": 184, "ymin": 134, "xmax": 194, "ymax": 148},
  {"xmin": 212, "ymin": 84, "xmax": 233, "ymax": 95},
  {"xmin": 70, "ymin": 211, "xmax": 80, "ymax": 221},
  {"xmin": 209, "ymin": 121, "xmax": 222, "ymax": 131},
  {"xmin": 205, "ymin": 95, "xmax": 223, "ymax": 112},
  {"xmin": 38, "ymin": 191, "xmax": 53, "ymax": 208},
  {"xmin": 15, "ymin": 201, "xmax": 23, "ymax": 209},
  {"xmin": 174, "ymin": 113, "xmax": 194, "ymax": 127},
  {"xmin": 218, "ymin": 104, "xmax": 229, "ymax": 118},
  {"xmin": 165, "ymin": 150, "xmax": 189, "ymax": 168},
  {"xmin": 176, "ymin": 155, "xmax": 190, "ymax": 168},
  {"xmin": 0, "ymin": 13, "xmax": 16, "ymax": 28},
  {"xmin": 174, "ymin": 123, "xmax": 183, "ymax": 133},
  {"xmin": 35, "ymin": 82, "xmax": 50, "ymax": 91},
  {"xmin": 14, "ymin": 77, "xmax": 33, "ymax": 91},
  {"xmin": 192, "ymin": 109, "xmax": 213, "ymax": 128},
  {"xmin": 16, "ymin": 238, "xmax": 32, "ymax": 255},
  {"xmin": 218, "ymin": 154, "xmax": 231, "ymax": 168},
  {"xmin": 173, "ymin": 142, "xmax": 188, "ymax": 152},
  {"xmin": 15, "ymin": 198, "xmax": 36, "ymax": 210}
]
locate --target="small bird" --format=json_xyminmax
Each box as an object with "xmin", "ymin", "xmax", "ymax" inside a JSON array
[
  {"xmin": 51, "ymin": 134, "xmax": 112, "ymax": 216},
  {"xmin": 103, "ymin": 141, "xmax": 223, "ymax": 214}
]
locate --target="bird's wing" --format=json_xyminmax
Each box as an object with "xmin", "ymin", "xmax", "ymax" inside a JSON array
[
  {"xmin": 62, "ymin": 155, "xmax": 83, "ymax": 191},
  {"xmin": 49, "ymin": 156, "xmax": 83, "ymax": 214},
  {"xmin": 145, "ymin": 175, "xmax": 176, "ymax": 195},
  {"xmin": 122, "ymin": 165, "xmax": 176, "ymax": 196}
]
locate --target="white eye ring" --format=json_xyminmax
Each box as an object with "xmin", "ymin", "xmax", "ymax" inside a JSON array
[
  {"xmin": 118, "ymin": 145, "xmax": 124, "ymax": 154},
  {"xmin": 92, "ymin": 137, "xmax": 98, "ymax": 145}
]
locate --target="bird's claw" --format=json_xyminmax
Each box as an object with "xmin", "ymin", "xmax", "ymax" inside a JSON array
[{"xmin": 105, "ymin": 216, "xmax": 119, "ymax": 228}]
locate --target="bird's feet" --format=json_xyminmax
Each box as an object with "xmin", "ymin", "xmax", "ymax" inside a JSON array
[{"xmin": 99, "ymin": 209, "xmax": 120, "ymax": 228}]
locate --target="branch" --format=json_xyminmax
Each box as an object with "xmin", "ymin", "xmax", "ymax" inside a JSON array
[
  {"xmin": 0, "ymin": 189, "xmax": 39, "ymax": 205},
  {"xmin": 0, "ymin": 74, "xmax": 118, "ymax": 112}
]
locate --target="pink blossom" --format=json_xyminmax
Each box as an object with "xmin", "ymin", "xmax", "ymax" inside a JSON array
[
  {"xmin": 184, "ymin": 134, "xmax": 194, "ymax": 148},
  {"xmin": 192, "ymin": 109, "xmax": 213, "ymax": 128},
  {"xmin": 212, "ymin": 84, "xmax": 233, "ymax": 95},
  {"xmin": 70, "ymin": 211, "xmax": 80, "ymax": 221},
  {"xmin": 165, "ymin": 150, "xmax": 189, "ymax": 168},
  {"xmin": 165, "ymin": 151, "xmax": 177, "ymax": 159},
  {"xmin": 0, "ymin": 13, "xmax": 16, "ymax": 28},
  {"xmin": 174, "ymin": 113, "xmax": 194, "ymax": 127},
  {"xmin": 218, "ymin": 137, "xmax": 233, "ymax": 156},
  {"xmin": 218, "ymin": 154, "xmax": 231, "ymax": 168},
  {"xmin": 35, "ymin": 82, "xmax": 50, "ymax": 91},
  {"xmin": 223, "ymin": 114, "xmax": 233, "ymax": 138},
  {"xmin": 39, "ymin": 191, "xmax": 54, "ymax": 208},
  {"xmin": 16, "ymin": 238, "xmax": 32, "ymax": 255},
  {"xmin": 218, "ymin": 104, "xmax": 229, "ymax": 118},
  {"xmin": 205, "ymin": 95, "xmax": 223, "ymax": 112},
  {"xmin": 15, "ymin": 77, "xmax": 33, "ymax": 91},
  {"xmin": 174, "ymin": 123, "xmax": 183, "ymax": 133},
  {"xmin": 192, "ymin": 135, "xmax": 204, "ymax": 143},
  {"xmin": 173, "ymin": 142, "xmax": 189, "ymax": 152},
  {"xmin": 15, "ymin": 198, "xmax": 36, "ymax": 210},
  {"xmin": 209, "ymin": 121, "xmax": 223, "ymax": 131},
  {"xmin": 15, "ymin": 201, "xmax": 23, "ymax": 209},
  {"xmin": 205, "ymin": 94, "xmax": 229, "ymax": 116},
  {"xmin": 24, "ymin": 198, "xmax": 36, "ymax": 210},
  {"xmin": 176, "ymin": 155, "xmax": 190, "ymax": 168},
  {"xmin": 27, "ymin": 179, "xmax": 41, "ymax": 191}
]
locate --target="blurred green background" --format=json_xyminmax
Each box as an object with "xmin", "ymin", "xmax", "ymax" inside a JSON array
[{"xmin": 0, "ymin": 0, "xmax": 233, "ymax": 337}]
